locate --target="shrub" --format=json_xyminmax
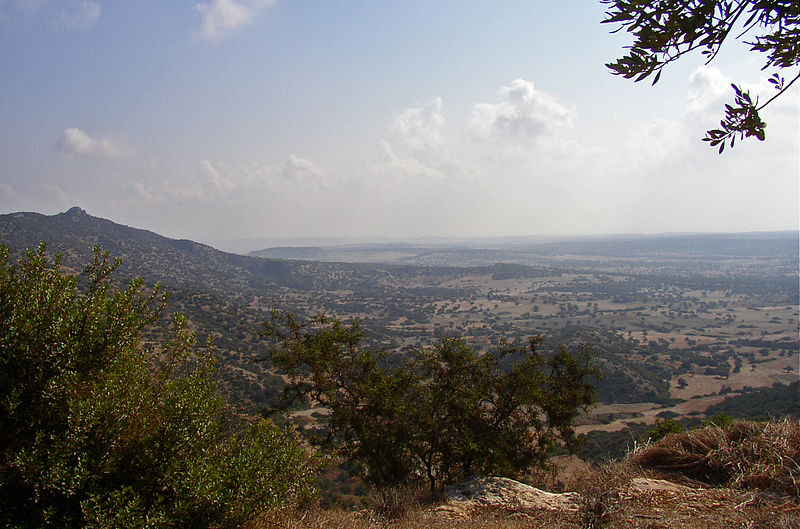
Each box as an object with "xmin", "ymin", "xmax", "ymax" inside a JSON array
[
  {"xmin": 262, "ymin": 311, "xmax": 596, "ymax": 493},
  {"xmin": 0, "ymin": 245, "xmax": 318, "ymax": 529},
  {"xmin": 642, "ymin": 418, "xmax": 685, "ymax": 444}
]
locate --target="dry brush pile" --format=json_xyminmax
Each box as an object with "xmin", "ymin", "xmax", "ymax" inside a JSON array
[{"xmin": 629, "ymin": 418, "xmax": 800, "ymax": 496}]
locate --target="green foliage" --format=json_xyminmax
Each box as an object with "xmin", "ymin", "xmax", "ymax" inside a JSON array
[
  {"xmin": 0, "ymin": 244, "xmax": 318, "ymax": 529},
  {"xmin": 604, "ymin": 0, "xmax": 800, "ymax": 151},
  {"xmin": 262, "ymin": 311, "xmax": 597, "ymax": 492},
  {"xmin": 644, "ymin": 417, "xmax": 686, "ymax": 443},
  {"xmin": 705, "ymin": 381, "xmax": 800, "ymax": 420},
  {"xmin": 703, "ymin": 412, "xmax": 735, "ymax": 429},
  {"xmin": 643, "ymin": 414, "xmax": 736, "ymax": 446}
]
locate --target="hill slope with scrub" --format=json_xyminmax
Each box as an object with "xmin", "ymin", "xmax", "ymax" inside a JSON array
[{"xmin": 2, "ymin": 208, "xmax": 796, "ymax": 418}]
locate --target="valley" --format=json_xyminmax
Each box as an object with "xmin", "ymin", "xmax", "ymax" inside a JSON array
[{"xmin": 1, "ymin": 209, "xmax": 797, "ymax": 460}]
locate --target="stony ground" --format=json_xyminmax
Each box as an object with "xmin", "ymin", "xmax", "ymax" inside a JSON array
[
  {"xmin": 258, "ymin": 475, "xmax": 799, "ymax": 529},
  {"xmin": 257, "ymin": 421, "xmax": 800, "ymax": 529}
]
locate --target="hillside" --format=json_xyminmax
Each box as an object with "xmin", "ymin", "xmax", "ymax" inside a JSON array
[
  {"xmin": 0, "ymin": 207, "xmax": 302, "ymax": 404},
  {"xmin": 1, "ymin": 208, "xmax": 797, "ymax": 427},
  {"xmin": 259, "ymin": 419, "xmax": 800, "ymax": 529}
]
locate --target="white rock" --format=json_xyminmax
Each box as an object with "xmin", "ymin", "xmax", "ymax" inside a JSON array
[{"xmin": 437, "ymin": 476, "xmax": 582, "ymax": 515}]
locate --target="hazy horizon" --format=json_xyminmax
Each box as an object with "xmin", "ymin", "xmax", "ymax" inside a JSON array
[
  {"xmin": 1, "ymin": 1, "xmax": 798, "ymax": 243},
  {"xmin": 205, "ymin": 229, "xmax": 800, "ymax": 255}
]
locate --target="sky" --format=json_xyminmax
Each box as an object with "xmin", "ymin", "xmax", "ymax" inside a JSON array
[{"xmin": 1, "ymin": 0, "xmax": 798, "ymax": 246}]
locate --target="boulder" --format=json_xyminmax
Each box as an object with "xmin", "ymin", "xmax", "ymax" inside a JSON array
[{"xmin": 433, "ymin": 476, "xmax": 582, "ymax": 517}]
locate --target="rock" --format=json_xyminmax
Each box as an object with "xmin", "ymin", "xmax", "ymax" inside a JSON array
[
  {"xmin": 433, "ymin": 476, "xmax": 583, "ymax": 517},
  {"xmin": 626, "ymin": 477, "xmax": 694, "ymax": 494}
]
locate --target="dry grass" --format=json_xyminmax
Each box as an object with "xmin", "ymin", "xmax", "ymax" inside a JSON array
[
  {"xmin": 250, "ymin": 420, "xmax": 800, "ymax": 529},
  {"xmin": 253, "ymin": 507, "xmax": 582, "ymax": 529},
  {"xmin": 628, "ymin": 418, "xmax": 800, "ymax": 496}
]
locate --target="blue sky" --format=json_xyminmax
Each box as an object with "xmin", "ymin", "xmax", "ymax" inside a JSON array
[{"xmin": 1, "ymin": 0, "xmax": 797, "ymax": 245}]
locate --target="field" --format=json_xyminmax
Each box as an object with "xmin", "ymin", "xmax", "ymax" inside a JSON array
[{"xmin": 256, "ymin": 234, "xmax": 799, "ymax": 455}]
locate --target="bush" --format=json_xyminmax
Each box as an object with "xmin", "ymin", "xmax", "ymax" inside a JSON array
[
  {"xmin": 642, "ymin": 418, "xmax": 685, "ymax": 443},
  {"xmin": 262, "ymin": 312, "xmax": 597, "ymax": 492},
  {"xmin": 0, "ymin": 245, "xmax": 318, "ymax": 529}
]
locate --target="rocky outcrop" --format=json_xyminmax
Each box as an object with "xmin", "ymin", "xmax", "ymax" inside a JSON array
[{"xmin": 432, "ymin": 476, "xmax": 582, "ymax": 518}]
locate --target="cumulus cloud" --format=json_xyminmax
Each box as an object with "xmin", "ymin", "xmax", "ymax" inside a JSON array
[
  {"xmin": 54, "ymin": 128, "xmax": 134, "ymax": 159},
  {"xmin": 686, "ymin": 66, "xmax": 732, "ymax": 116},
  {"xmin": 1, "ymin": 0, "xmax": 100, "ymax": 29},
  {"xmin": 468, "ymin": 79, "xmax": 576, "ymax": 142},
  {"xmin": 391, "ymin": 97, "xmax": 445, "ymax": 150},
  {"xmin": 377, "ymin": 140, "xmax": 446, "ymax": 180},
  {"xmin": 686, "ymin": 65, "xmax": 799, "ymax": 126},
  {"xmin": 194, "ymin": 0, "xmax": 274, "ymax": 41},
  {"xmin": 280, "ymin": 154, "xmax": 320, "ymax": 181},
  {"xmin": 373, "ymin": 79, "xmax": 585, "ymax": 189},
  {"xmin": 627, "ymin": 65, "xmax": 798, "ymax": 163}
]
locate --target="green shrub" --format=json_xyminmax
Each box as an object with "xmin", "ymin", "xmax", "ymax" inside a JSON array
[
  {"xmin": 262, "ymin": 311, "xmax": 596, "ymax": 493},
  {"xmin": 0, "ymin": 245, "xmax": 318, "ymax": 529},
  {"xmin": 643, "ymin": 417, "xmax": 685, "ymax": 444}
]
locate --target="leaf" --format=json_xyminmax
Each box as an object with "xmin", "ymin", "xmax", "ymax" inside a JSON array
[{"xmin": 652, "ymin": 69, "xmax": 662, "ymax": 85}]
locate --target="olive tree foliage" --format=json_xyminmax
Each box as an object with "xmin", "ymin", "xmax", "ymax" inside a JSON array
[
  {"xmin": 262, "ymin": 312, "xmax": 596, "ymax": 493},
  {"xmin": 0, "ymin": 245, "xmax": 318, "ymax": 529},
  {"xmin": 604, "ymin": 0, "xmax": 799, "ymax": 152}
]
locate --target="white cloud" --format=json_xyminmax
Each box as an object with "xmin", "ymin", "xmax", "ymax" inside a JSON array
[
  {"xmin": 280, "ymin": 154, "xmax": 320, "ymax": 181},
  {"xmin": 468, "ymin": 79, "xmax": 576, "ymax": 142},
  {"xmin": 127, "ymin": 182, "xmax": 158, "ymax": 201},
  {"xmin": 1, "ymin": 0, "xmax": 100, "ymax": 28},
  {"xmin": 197, "ymin": 159, "xmax": 237, "ymax": 192},
  {"xmin": 626, "ymin": 65, "xmax": 799, "ymax": 163},
  {"xmin": 193, "ymin": 0, "xmax": 274, "ymax": 41},
  {"xmin": 391, "ymin": 97, "xmax": 445, "ymax": 150},
  {"xmin": 686, "ymin": 66, "xmax": 732, "ymax": 116},
  {"xmin": 162, "ymin": 154, "xmax": 325, "ymax": 204},
  {"xmin": 377, "ymin": 139, "xmax": 446, "ymax": 181},
  {"xmin": 54, "ymin": 128, "xmax": 134, "ymax": 159}
]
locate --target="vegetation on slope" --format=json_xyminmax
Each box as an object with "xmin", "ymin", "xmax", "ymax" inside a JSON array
[
  {"xmin": 258, "ymin": 419, "xmax": 800, "ymax": 529},
  {"xmin": 263, "ymin": 312, "xmax": 597, "ymax": 493},
  {"xmin": 1, "ymin": 209, "xmax": 797, "ymax": 414},
  {"xmin": 705, "ymin": 381, "xmax": 800, "ymax": 420},
  {"xmin": 0, "ymin": 245, "xmax": 318, "ymax": 529}
]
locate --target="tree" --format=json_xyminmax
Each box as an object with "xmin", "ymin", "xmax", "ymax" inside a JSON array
[
  {"xmin": 604, "ymin": 0, "xmax": 799, "ymax": 152},
  {"xmin": 262, "ymin": 311, "xmax": 596, "ymax": 493},
  {"xmin": 643, "ymin": 417, "xmax": 685, "ymax": 443},
  {"xmin": 0, "ymin": 245, "xmax": 318, "ymax": 529}
]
